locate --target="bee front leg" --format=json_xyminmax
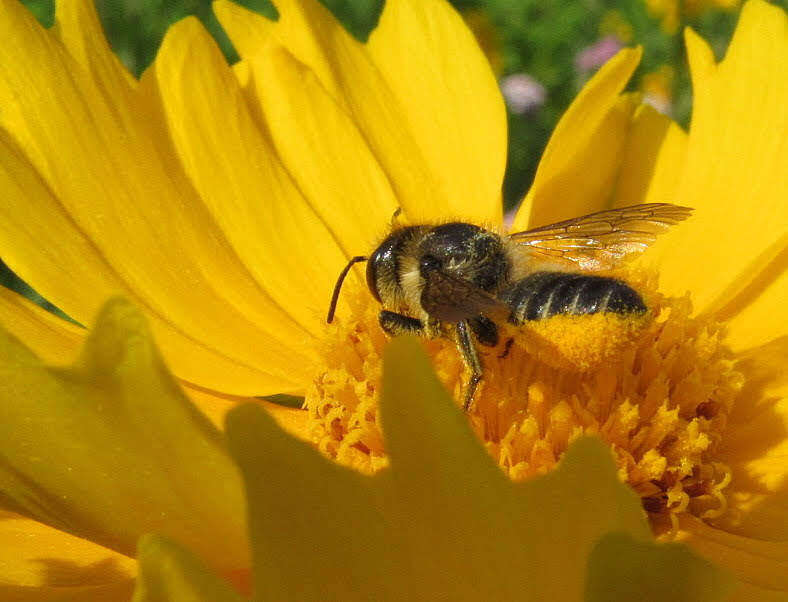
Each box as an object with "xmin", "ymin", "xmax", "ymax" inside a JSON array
[
  {"xmin": 455, "ymin": 320, "xmax": 483, "ymax": 412},
  {"xmin": 378, "ymin": 310, "xmax": 426, "ymax": 337}
]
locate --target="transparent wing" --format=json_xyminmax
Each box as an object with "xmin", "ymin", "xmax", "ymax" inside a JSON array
[
  {"xmin": 420, "ymin": 269, "xmax": 509, "ymax": 323},
  {"xmin": 508, "ymin": 203, "xmax": 693, "ymax": 270}
]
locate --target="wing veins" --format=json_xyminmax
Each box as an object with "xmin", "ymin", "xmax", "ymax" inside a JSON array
[{"xmin": 509, "ymin": 203, "xmax": 692, "ymax": 270}]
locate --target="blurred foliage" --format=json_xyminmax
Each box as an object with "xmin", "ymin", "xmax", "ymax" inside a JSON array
[{"xmin": 21, "ymin": 0, "xmax": 775, "ymax": 209}]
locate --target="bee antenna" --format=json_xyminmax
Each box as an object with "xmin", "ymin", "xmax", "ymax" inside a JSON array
[{"xmin": 326, "ymin": 255, "xmax": 369, "ymax": 323}]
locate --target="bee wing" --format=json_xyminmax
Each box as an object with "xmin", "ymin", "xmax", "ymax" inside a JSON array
[
  {"xmin": 421, "ymin": 269, "xmax": 510, "ymax": 324},
  {"xmin": 508, "ymin": 203, "xmax": 693, "ymax": 271}
]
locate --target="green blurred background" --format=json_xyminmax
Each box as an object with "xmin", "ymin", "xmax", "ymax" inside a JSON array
[{"xmin": 4, "ymin": 0, "xmax": 785, "ymax": 306}]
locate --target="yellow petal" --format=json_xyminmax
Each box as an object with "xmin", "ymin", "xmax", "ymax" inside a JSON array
[
  {"xmin": 51, "ymin": 0, "xmax": 136, "ymax": 96},
  {"xmin": 0, "ymin": 512, "xmax": 136, "ymax": 591},
  {"xmin": 709, "ymin": 338, "xmax": 788, "ymax": 541},
  {"xmin": 223, "ymin": 337, "xmax": 724, "ymax": 600},
  {"xmin": 679, "ymin": 516, "xmax": 788, "ymax": 595},
  {"xmin": 714, "ymin": 247, "xmax": 788, "ymax": 351},
  {"xmin": 215, "ymin": 0, "xmax": 504, "ymax": 224},
  {"xmin": 149, "ymin": 17, "xmax": 355, "ymax": 337},
  {"xmin": 0, "ymin": 128, "xmax": 292, "ymax": 396},
  {"xmin": 182, "ymin": 383, "xmax": 308, "ymax": 441},
  {"xmin": 0, "ymin": 286, "xmax": 83, "ymax": 365},
  {"xmin": 132, "ymin": 535, "xmax": 243, "ymax": 602},
  {"xmin": 512, "ymin": 48, "xmax": 642, "ymax": 231},
  {"xmin": 212, "ymin": 1, "xmax": 292, "ymax": 69},
  {"xmin": 0, "ymin": 299, "xmax": 248, "ymax": 572},
  {"xmin": 0, "ymin": 290, "xmax": 305, "ymax": 437},
  {"xmin": 585, "ymin": 531, "xmax": 734, "ymax": 601},
  {"xmin": 0, "ymin": 286, "xmax": 309, "ymax": 443},
  {"xmin": 248, "ymin": 44, "xmax": 398, "ymax": 256},
  {"xmin": 612, "ymin": 103, "xmax": 688, "ymax": 207},
  {"xmin": 0, "ymin": 285, "xmax": 308, "ymax": 446},
  {"xmin": 0, "ymin": 582, "xmax": 135, "ymax": 602},
  {"xmin": 380, "ymin": 338, "xmax": 651, "ymax": 600},
  {"xmin": 730, "ymin": 582, "xmax": 788, "ymax": 602},
  {"xmin": 0, "ymin": 2, "xmax": 310, "ymax": 394},
  {"xmin": 225, "ymin": 405, "xmax": 387, "ymax": 600},
  {"xmin": 653, "ymin": 1, "xmax": 788, "ymax": 332},
  {"xmin": 366, "ymin": 0, "xmax": 507, "ymax": 225}
]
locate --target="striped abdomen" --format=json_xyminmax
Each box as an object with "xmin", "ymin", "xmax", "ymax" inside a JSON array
[{"xmin": 500, "ymin": 271, "xmax": 646, "ymax": 324}]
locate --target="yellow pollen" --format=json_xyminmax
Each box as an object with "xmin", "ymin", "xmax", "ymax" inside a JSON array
[{"xmin": 306, "ymin": 277, "xmax": 743, "ymax": 534}]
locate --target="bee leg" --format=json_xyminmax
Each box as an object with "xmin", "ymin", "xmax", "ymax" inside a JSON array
[
  {"xmin": 468, "ymin": 315, "xmax": 499, "ymax": 347},
  {"xmin": 378, "ymin": 310, "xmax": 425, "ymax": 336},
  {"xmin": 456, "ymin": 320, "xmax": 483, "ymax": 412}
]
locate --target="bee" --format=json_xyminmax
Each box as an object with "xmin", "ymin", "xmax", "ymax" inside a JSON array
[{"xmin": 326, "ymin": 203, "xmax": 692, "ymax": 411}]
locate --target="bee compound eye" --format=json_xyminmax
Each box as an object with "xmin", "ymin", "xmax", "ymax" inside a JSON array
[{"xmin": 419, "ymin": 254, "xmax": 442, "ymax": 274}]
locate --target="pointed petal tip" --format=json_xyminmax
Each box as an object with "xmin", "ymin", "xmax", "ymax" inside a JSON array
[
  {"xmin": 166, "ymin": 13, "xmax": 204, "ymax": 35},
  {"xmin": 561, "ymin": 436, "xmax": 617, "ymax": 470},
  {"xmin": 156, "ymin": 15, "xmax": 213, "ymax": 67},
  {"xmin": 381, "ymin": 336, "xmax": 506, "ymax": 483},
  {"xmin": 225, "ymin": 400, "xmax": 272, "ymax": 432},
  {"xmin": 381, "ymin": 335, "xmax": 457, "ymax": 419},
  {"xmin": 612, "ymin": 44, "xmax": 643, "ymax": 69},
  {"xmin": 683, "ymin": 26, "xmax": 716, "ymax": 73},
  {"xmin": 741, "ymin": 0, "xmax": 788, "ymax": 24},
  {"xmin": 94, "ymin": 295, "xmax": 145, "ymax": 324},
  {"xmin": 137, "ymin": 532, "xmax": 168, "ymax": 556},
  {"xmin": 83, "ymin": 297, "xmax": 153, "ymax": 372},
  {"xmin": 554, "ymin": 436, "xmax": 626, "ymax": 494}
]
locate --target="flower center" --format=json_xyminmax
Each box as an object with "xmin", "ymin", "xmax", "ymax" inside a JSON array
[{"xmin": 306, "ymin": 275, "xmax": 743, "ymax": 534}]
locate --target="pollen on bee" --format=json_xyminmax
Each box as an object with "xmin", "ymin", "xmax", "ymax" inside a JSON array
[
  {"xmin": 518, "ymin": 310, "xmax": 650, "ymax": 372},
  {"xmin": 306, "ymin": 276, "xmax": 742, "ymax": 537}
]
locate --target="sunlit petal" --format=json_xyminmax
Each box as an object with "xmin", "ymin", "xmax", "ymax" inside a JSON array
[
  {"xmin": 612, "ymin": 104, "xmax": 688, "ymax": 207},
  {"xmin": 216, "ymin": 0, "xmax": 504, "ymax": 224},
  {"xmin": 183, "ymin": 383, "xmax": 308, "ymax": 441},
  {"xmin": 250, "ymin": 44, "xmax": 398, "ymax": 255},
  {"xmin": 512, "ymin": 48, "xmax": 642, "ymax": 230},
  {"xmin": 366, "ymin": 0, "xmax": 507, "ymax": 224},
  {"xmin": 51, "ymin": 0, "xmax": 136, "ymax": 97},
  {"xmin": 0, "ymin": 511, "xmax": 136, "ymax": 592},
  {"xmin": 0, "ymin": 287, "xmax": 83, "ymax": 365},
  {"xmin": 680, "ymin": 516, "xmax": 788, "ymax": 595},
  {"xmin": 0, "ymin": 1, "xmax": 312, "ymax": 395},
  {"xmin": 651, "ymin": 1, "xmax": 788, "ymax": 336},
  {"xmin": 150, "ymin": 17, "xmax": 353, "ymax": 337}
]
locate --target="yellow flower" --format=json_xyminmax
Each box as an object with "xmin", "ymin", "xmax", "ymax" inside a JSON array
[{"xmin": 0, "ymin": 0, "xmax": 785, "ymax": 600}]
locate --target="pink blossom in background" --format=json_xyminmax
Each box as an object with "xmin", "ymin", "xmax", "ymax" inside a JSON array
[
  {"xmin": 574, "ymin": 35, "xmax": 624, "ymax": 72},
  {"xmin": 500, "ymin": 73, "xmax": 547, "ymax": 114}
]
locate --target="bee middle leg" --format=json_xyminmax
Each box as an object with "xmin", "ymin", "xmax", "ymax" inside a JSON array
[{"xmin": 456, "ymin": 320, "xmax": 483, "ymax": 412}]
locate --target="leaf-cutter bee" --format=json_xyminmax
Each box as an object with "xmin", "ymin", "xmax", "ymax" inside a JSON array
[{"xmin": 327, "ymin": 203, "xmax": 692, "ymax": 411}]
